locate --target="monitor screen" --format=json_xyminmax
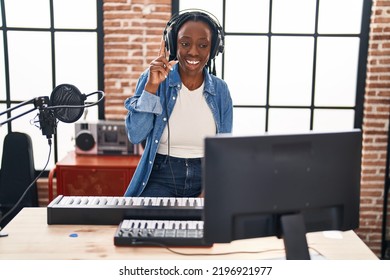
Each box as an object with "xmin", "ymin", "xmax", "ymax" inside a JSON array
[{"xmin": 203, "ymin": 129, "xmax": 362, "ymax": 259}]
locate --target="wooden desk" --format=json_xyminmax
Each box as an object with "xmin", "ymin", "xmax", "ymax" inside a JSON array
[
  {"xmin": 48, "ymin": 152, "xmax": 140, "ymax": 201},
  {"xmin": 0, "ymin": 208, "xmax": 378, "ymax": 260}
]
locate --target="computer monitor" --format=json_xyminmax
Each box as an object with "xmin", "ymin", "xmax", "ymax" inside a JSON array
[{"xmin": 203, "ymin": 129, "xmax": 362, "ymax": 259}]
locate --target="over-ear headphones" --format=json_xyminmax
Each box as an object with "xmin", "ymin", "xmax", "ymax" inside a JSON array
[{"xmin": 163, "ymin": 9, "xmax": 225, "ymax": 62}]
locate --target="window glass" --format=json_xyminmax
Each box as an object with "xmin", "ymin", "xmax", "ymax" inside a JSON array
[
  {"xmin": 179, "ymin": 0, "xmax": 223, "ymax": 23},
  {"xmin": 315, "ymin": 37, "xmax": 360, "ymax": 107},
  {"xmin": 55, "ymin": 32, "xmax": 98, "ymax": 93},
  {"xmin": 5, "ymin": 0, "xmax": 50, "ymax": 28},
  {"xmin": 224, "ymin": 36, "xmax": 268, "ymax": 106},
  {"xmin": 233, "ymin": 108, "xmax": 266, "ymax": 135},
  {"xmin": 313, "ymin": 109, "xmax": 355, "ymax": 131},
  {"xmin": 176, "ymin": 0, "xmax": 368, "ymax": 134},
  {"xmin": 272, "ymin": 0, "xmax": 316, "ymax": 34},
  {"xmin": 225, "ymin": 0, "xmax": 269, "ymax": 33},
  {"xmin": 268, "ymin": 108, "xmax": 311, "ymax": 132},
  {"xmin": 7, "ymin": 31, "xmax": 52, "ymax": 100},
  {"xmin": 318, "ymin": 0, "xmax": 363, "ymax": 34},
  {"xmin": 55, "ymin": 31, "xmax": 99, "ymax": 161},
  {"xmin": 2, "ymin": 2, "xmax": 100, "ymax": 170},
  {"xmin": 53, "ymin": 0, "xmax": 97, "ymax": 29},
  {"xmin": 269, "ymin": 36, "xmax": 314, "ymax": 106}
]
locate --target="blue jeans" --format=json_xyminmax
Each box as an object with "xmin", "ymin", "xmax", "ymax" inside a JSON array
[{"xmin": 140, "ymin": 153, "xmax": 202, "ymax": 197}]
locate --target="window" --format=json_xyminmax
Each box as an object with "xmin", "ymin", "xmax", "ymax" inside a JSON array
[
  {"xmin": 0, "ymin": 0, "xmax": 104, "ymax": 170},
  {"xmin": 174, "ymin": 0, "xmax": 371, "ymax": 135}
]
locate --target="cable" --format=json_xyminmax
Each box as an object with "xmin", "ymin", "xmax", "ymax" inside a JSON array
[
  {"xmin": 163, "ymin": 81, "xmax": 178, "ymax": 197},
  {"xmin": 129, "ymin": 240, "xmax": 282, "ymax": 256},
  {"xmin": 128, "ymin": 241, "xmax": 326, "ymax": 258},
  {"xmin": 0, "ymin": 139, "xmax": 52, "ymax": 236},
  {"xmin": 47, "ymin": 90, "xmax": 105, "ymax": 110}
]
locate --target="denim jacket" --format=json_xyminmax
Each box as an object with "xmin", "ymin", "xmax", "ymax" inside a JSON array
[{"xmin": 123, "ymin": 63, "xmax": 233, "ymax": 196}]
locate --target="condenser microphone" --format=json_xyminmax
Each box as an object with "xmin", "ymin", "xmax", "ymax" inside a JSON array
[
  {"xmin": 33, "ymin": 96, "xmax": 57, "ymax": 140},
  {"xmin": 37, "ymin": 84, "xmax": 105, "ymax": 140},
  {"xmin": 0, "ymin": 84, "xmax": 104, "ymax": 140}
]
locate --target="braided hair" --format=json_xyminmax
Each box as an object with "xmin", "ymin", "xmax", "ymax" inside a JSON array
[{"xmin": 165, "ymin": 11, "xmax": 224, "ymax": 75}]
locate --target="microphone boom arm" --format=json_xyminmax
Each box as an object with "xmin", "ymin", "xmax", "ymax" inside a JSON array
[{"xmin": 0, "ymin": 97, "xmax": 37, "ymax": 127}]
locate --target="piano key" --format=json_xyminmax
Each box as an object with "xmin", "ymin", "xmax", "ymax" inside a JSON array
[{"xmin": 47, "ymin": 195, "xmax": 203, "ymax": 225}]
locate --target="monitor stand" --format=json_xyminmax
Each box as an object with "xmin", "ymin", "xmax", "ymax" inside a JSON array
[{"xmin": 280, "ymin": 213, "xmax": 311, "ymax": 260}]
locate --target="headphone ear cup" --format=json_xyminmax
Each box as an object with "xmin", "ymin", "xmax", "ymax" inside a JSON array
[
  {"xmin": 210, "ymin": 38, "xmax": 219, "ymax": 60},
  {"xmin": 210, "ymin": 30, "xmax": 224, "ymax": 60},
  {"xmin": 164, "ymin": 27, "xmax": 176, "ymax": 61}
]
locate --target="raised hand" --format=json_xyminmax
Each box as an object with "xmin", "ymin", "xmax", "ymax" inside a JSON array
[{"xmin": 145, "ymin": 39, "xmax": 176, "ymax": 94}]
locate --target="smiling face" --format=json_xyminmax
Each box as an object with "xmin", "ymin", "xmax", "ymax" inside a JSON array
[{"xmin": 176, "ymin": 20, "xmax": 212, "ymax": 83}]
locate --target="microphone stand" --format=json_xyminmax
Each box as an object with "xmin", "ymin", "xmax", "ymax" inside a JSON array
[
  {"xmin": 0, "ymin": 97, "xmax": 57, "ymax": 237},
  {"xmin": 0, "ymin": 96, "xmax": 57, "ymax": 141},
  {"xmin": 0, "ymin": 98, "xmax": 36, "ymax": 126}
]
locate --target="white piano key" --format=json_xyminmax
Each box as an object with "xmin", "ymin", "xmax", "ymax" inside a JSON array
[
  {"xmin": 149, "ymin": 220, "xmax": 160, "ymax": 229},
  {"xmin": 122, "ymin": 197, "xmax": 130, "ymax": 205},
  {"xmin": 67, "ymin": 196, "xmax": 76, "ymax": 205},
  {"xmin": 85, "ymin": 196, "xmax": 92, "ymax": 205},
  {"xmin": 121, "ymin": 219, "xmax": 130, "ymax": 229},
  {"xmin": 159, "ymin": 198, "xmax": 168, "ymax": 206},
  {"xmin": 168, "ymin": 198, "xmax": 176, "ymax": 206},
  {"xmin": 132, "ymin": 197, "xmax": 143, "ymax": 206},
  {"xmin": 187, "ymin": 221, "xmax": 197, "ymax": 229},
  {"xmin": 178, "ymin": 198, "xmax": 187, "ymax": 207},
  {"xmin": 105, "ymin": 197, "xmax": 114, "ymax": 205},
  {"xmin": 197, "ymin": 198, "xmax": 204, "ymax": 207},
  {"xmin": 174, "ymin": 220, "xmax": 182, "ymax": 229},
  {"xmin": 116, "ymin": 197, "xmax": 125, "ymax": 205},
  {"xmin": 58, "ymin": 196, "xmax": 70, "ymax": 205},
  {"xmin": 80, "ymin": 197, "xmax": 89, "ymax": 205},
  {"xmin": 166, "ymin": 220, "xmax": 174, "ymax": 229},
  {"xmin": 90, "ymin": 197, "xmax": 100, "ymax": 205},
  {"xmin": 195, "ymin": 221, "xmax": 204, "ymax": 230},
  {"xmin": 141, "ymin": 220, "xmax": 149, "ymax": 229},
  {"xmin": 74, "ymin": 197, "xmax": 82, "ymax": 204},
  {"xmin": 98, "ymin": 197, "xmax": 107, "ymax": 205},
  {"xmin": 107, "ymin": 198, "xmax": 118, "ymax": 206},
  {"xmin": 156, "ymin": 220, "xmax": 165, "ymax": 229},
  {"xmin": 188, "ymin": 197, "xmax": 194, "ymax": 206}
]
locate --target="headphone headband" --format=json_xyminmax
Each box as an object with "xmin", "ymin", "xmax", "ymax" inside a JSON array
[{"xmin": 163, "ymin": 9, "xmax": 225, "ymax": 62}]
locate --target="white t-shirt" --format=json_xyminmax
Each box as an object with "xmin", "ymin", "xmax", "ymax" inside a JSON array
[{"xmin": 157, "ymin": 83, "xmax": 216, "ymax": 158}]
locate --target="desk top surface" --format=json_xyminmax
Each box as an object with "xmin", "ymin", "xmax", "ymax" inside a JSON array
[{"xmin": 0, "ymin": 208, "xmax": 378, "ymax": 260}]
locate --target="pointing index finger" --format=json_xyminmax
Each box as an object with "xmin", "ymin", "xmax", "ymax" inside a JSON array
[{"xmin": 158, "ymin": 38, "xmax": 167, "ymax": 58}]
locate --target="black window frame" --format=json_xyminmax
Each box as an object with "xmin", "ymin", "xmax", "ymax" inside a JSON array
[
  {"xmin": 0, "ymin": 0, "xmax": 105, "ymax": 169},
  {"xmin": 172, "ymin": 0, "xmax": 372, "ymax": 131}
]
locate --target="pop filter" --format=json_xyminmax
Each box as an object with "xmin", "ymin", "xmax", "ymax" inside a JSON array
[{"xmin": 50, "ymin": 84, "xmax": 86, "ymax": 123}]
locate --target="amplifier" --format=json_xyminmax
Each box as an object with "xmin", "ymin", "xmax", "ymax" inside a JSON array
[{"xmin": 75, "ymin": 120, "xmax": 137, "ymax": 155}]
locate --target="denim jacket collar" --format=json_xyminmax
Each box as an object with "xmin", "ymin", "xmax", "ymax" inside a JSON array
[{"xmin": 168, "ymin": 63, "xmax": 216, "ymax": 96}]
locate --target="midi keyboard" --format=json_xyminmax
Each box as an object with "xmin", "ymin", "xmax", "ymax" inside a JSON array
[
  {"xmin": 114, "ymin": 219, "xmax": 212, "ymax": 247},
  {"xmin": 47, "ymin": 195, "xmax": 204, "ymax": 225}
]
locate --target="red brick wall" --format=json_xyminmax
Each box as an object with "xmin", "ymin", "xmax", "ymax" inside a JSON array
[
  {"xmin": 357, "ymin": 0, "xmax": 390, "ymax": 257},
  {"xmin": 103, "ymin": 0, "xmax": 171, "ymax": 120},
  {"xmin": 102, "ymin": 0, "xmax": 390, "ymax": 258}
]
